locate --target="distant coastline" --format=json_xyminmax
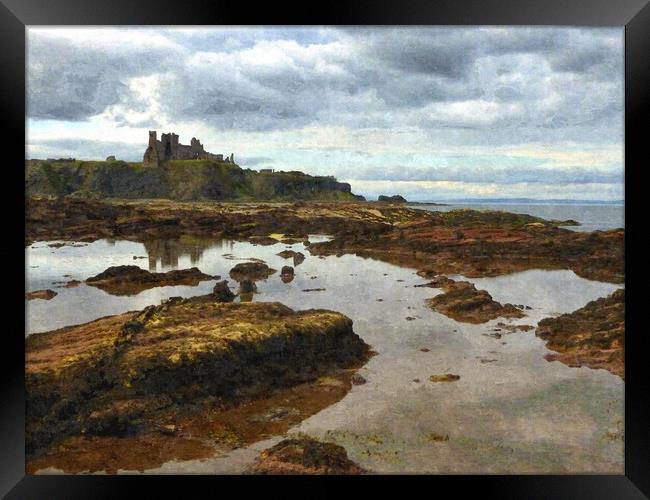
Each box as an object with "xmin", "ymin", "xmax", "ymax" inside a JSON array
[{"xmin": 407, "ymin": 198, "xmax": 623, "ymax": 205}]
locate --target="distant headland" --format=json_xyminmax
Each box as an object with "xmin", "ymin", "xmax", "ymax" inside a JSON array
[{"xmin": 26, "ymin": 131, "xmax": 365, "ymax": 202}]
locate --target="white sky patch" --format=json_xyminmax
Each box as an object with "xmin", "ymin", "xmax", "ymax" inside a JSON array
[{"xmin": 27, "ymin": 26, "xmax": 183, "ymax": 52}]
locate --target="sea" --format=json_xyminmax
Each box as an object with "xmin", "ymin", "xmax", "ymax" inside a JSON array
[{"xmin": 407, "ymin": 202, "xmax": 624, "ymax": 232}]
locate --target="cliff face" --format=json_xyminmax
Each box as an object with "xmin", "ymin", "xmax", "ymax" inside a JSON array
[{"xmin": 25, "ymin": 159, "xmax": 359, "ymax": 201}]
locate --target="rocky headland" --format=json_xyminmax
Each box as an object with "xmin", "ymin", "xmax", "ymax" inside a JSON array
[{"xmin": 26, "ymin": 159, "xmax": 360, "ymax": 202}]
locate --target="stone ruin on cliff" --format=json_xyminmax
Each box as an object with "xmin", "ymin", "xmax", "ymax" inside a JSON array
[{"xmin": 143, "ymin": 131, "xmax": 234, "ymax": 167}]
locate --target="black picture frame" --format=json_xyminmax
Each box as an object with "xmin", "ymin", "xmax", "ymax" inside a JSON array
[{"xmin": 2, "ymin": 0, "xmax": 648, "ymax": 497}]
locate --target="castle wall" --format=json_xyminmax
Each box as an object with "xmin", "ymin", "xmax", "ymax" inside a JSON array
[{"xmin": 143, "ymin": 131, "xmax": 229, "ymax": 166}]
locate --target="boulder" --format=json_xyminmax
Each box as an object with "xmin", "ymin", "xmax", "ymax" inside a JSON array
[
  {"xmin": 248, "ymin": 436, "xmax": 365, "ymax": 475},
  {"xmin": 212, "ymin": 280, "xmax": 235, "ymax": 302},
  {"xmin": 229, "ymin": 262, "xmax": 277, "ymax": 282}
]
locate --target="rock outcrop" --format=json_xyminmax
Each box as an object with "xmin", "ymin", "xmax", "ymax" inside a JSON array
[
  {"xmin": 378, "ymin": 195, "xmax": 407, "ymax": 203},
  {"xmin": 229, "ymin": 262, "xmax": 277, "ymax": 281},
  {"xmin": 536, "ymin": 289, "xmax": 624, "ymax": 378},
  {"xmin": 249, "ymin": 436, "xmax": 365, "ymax": 475},
  {"xmin": 85, "ymin": 265, "xmax": 217, "ymax": 295},
  {"xmin": 26, "ymin": 297, "xmax": 370, "ymax": 459},
  {"xmin": 426, "ymin": 278, "xmax": 525, "ymax": 323}
]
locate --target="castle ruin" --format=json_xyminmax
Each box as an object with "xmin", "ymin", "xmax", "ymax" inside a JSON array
[{"xmin": 143, "ymin": 131, "xmax": 234, "ymax": 167}]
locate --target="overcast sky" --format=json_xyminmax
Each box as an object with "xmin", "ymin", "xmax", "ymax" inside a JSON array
[{"xmin": 26, "ymin": 27, "xmax": 624, "ymax": 201}]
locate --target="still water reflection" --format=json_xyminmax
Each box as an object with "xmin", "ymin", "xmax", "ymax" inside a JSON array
[{"xmin": 26, "ymin": 235, "xmax": 623, "ymax": 474}]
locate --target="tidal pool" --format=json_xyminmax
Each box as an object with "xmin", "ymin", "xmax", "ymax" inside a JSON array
[{"xmin": 26, "ymin": 235, "xmax": 624, "ymax": 474}]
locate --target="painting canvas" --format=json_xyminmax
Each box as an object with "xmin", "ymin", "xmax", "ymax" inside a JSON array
[{"xmin": 25, "ymin": 26, "xmax": 624, "ymax": 475}]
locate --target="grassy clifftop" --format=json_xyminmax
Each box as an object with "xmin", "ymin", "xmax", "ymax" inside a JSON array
[{"xmin": 25, "ymin": 159, "xmax": 361, "ymax": 201}]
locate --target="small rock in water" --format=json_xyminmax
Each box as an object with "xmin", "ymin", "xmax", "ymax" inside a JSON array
[
  {"xmin": 212, "ymin": 280, "xmax": 235, "ymax": 302},
  {"xmin": 429, "ymin": 374, "xmax": 460, "ymax": 383},
  {"xmin": 420, "ymin": 348, "xmax": 430, "ymax": 352},
  {"xmin": 427, "ymin": 433, "xmax": 449, "ymax": 442},
  {"xmin": 26, "ymin": 289, "xmax": 57, "ymax": 301},
  {"xmin": 351, "ymin": 374, "xmax": 367, "ymax": 385}
]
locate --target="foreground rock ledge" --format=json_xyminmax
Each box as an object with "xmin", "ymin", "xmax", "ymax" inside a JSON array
[
  {"xmin": 536, "ymin": 289, "xmax": 624, "ymax": 379},
  {"xmin": 26, "ymin": 297, "xmax": 369, "ymax": 461}
]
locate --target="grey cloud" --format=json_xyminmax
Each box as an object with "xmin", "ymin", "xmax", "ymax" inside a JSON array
[
  {"xmin": 27, "ymin": 27, "xmax": 623, "ymax": 145},
  {"xmin": 27, "ymin": 32, "xmax": 184, "ymax": 121}
]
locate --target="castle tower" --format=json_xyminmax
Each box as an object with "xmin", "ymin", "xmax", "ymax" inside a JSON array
[{"xmin": 143, "ymin": 130, "xmax": 161, "ymax": 167}]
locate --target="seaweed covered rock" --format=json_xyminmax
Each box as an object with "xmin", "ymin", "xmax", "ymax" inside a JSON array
[
  {"xmin": 229, "ymin": 262, "xmax": 277, "ymax": 282},
  {"xmin": 249, "ymin": 435, "xmax": 365, "ymax": 475},
  {"xmin": 212, "ymin": 280, "xmax": 236, "ymax": 302},
  {"xmin": 26, "ymin": 298, "xmax": 369, "ymax": 455},
  {"xmin": 86, "ymin": 265, "xmax": 217, "ymax": 295},
  {"xmin": 536, "ymin": 289, "xmax": 624, "ymax": 378},
  {"xmin": 427, "ymin": 279, "xmax": 525, "ymax": 324}
]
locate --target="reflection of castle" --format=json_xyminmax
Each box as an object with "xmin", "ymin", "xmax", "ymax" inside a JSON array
[
  {"xmin": 143, "ymin": 236, "xmax": 232, "ymax": 271},
  {"xmin": 143, "ymin": 131, "xmax": 234, "ymax": 167}
]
